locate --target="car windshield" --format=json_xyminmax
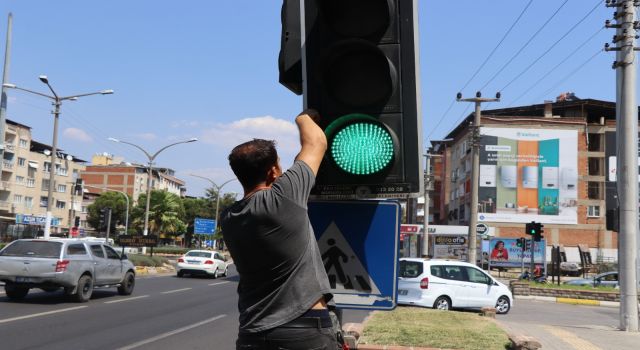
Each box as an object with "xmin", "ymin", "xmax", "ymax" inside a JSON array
[
  {"xmin": 0, "ymin": 241, "xmax": 62, "ymax": 258},
  {"xmin": 186, "ymin": 251, "xmax": 212, "ymax": 258},
  {"xmin": 399, "ymin": 260, "xmax": 423, "ymax": 278}
]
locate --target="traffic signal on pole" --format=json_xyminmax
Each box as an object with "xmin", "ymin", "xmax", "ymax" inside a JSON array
[
  {"xmin": 74, "ymin": 216, "xmax": 80, "ymax": 228},
  {"xmin": 516, "ymin": 237, "xmax": 526, "ymax": 252},
  {"xmin": 99, "ymin": 208, "xmax": 111, "ymax": 230},
  {"xmin": 525, "ymin": 221, "xmax": 544, "ymax": 242},
  {"xmin": 287, "ymin": 0, "xmax": 422, "ymax": 198}
]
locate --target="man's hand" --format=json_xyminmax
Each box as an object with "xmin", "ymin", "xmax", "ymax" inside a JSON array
[
  {"xmin": 295, "ymin": 109, "xmax": 327, "ymax": 175},
  {"xmin": 299, "ymin": 109, "xmax": 321, "ymax": 125}
]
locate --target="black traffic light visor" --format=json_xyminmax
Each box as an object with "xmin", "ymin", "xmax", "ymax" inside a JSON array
[
  {"xmin": 321, "ymin": 39, "xmax": 398, "ymax": 109},
  {"xmin": 319, "ymin": 0, "xmax": 394, "ymax": 39}
]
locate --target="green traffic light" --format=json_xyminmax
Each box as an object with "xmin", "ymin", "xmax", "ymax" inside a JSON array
[{"xmin": 326, "ymin": 114, "xmax": 395, "ymax": 175}]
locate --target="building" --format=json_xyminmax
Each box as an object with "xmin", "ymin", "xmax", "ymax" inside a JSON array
[
  {"xmin": 427, "ymin": 97, "xmax": 620, "ymax": 260},
  {"xmin": 0, "ymin": 120, "xmax": 87, "ymax": 242}
]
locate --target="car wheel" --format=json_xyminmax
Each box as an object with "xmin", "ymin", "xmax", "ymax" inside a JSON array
[
  {"xmin": 496, "ymin": 295, "xmax": 511, "ymax": 314},
  {"xmin": 177, "ymin": 270, "xmax": 184, "ymax": 278},
  {"xmin": 212, "ymin": 268, "xmax": 218, "ymax": 279},
  {"xmin": 117, "ymin": 271, "xmax": 135, "ymax": 295},
  {"xmin": 222, "ymin": 267, "xmax": 228, "ymax": 277},
  {"xmin": 433, "ymin": 296, "xmax": 451, "ymax": 311},
  {"xmin": 5, "ymin": 283, "xmax": 29, "ymax": 300},
  {"xmin": 73, "ymin": 275, "xmax": 94, "ymax": 303}
]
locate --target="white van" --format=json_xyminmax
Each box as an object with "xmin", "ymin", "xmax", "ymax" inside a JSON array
[{"xmin": 397, "ymin": 258, "xmax": 513, "ymax": 314}]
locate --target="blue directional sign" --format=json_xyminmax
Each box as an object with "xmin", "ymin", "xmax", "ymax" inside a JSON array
[
  {"xmin": 194, "ymin": 218, "xmax": 216, "ymax": 235},
  {"xmin": 309, "ymin": 200, "xmax": 400, "ymax": 310}
]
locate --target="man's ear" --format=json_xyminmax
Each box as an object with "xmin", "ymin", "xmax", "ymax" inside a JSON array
[{"xmin": 267, "ymin": 166, "xmax": 279, "ymax": 184}]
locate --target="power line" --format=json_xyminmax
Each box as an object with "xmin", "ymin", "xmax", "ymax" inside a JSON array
[
  {"xmin": 499, "ymin": 0, "xmax": 603, "ymax": 92},
  {"xmin": 479, "ymin": 0, "xmax": 570, "ymax": 92},
  {"xmin": 507, "ymin": 26, "xmax": 605, "ymax": 107}
]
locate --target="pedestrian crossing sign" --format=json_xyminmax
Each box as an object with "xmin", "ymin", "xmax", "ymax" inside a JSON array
[{"xmin": 309, "ymin": 200, "xmax": 400, "ymax": 310}]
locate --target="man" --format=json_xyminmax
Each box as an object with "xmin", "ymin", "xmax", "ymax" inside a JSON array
[{"xmin": 220, "ymin": 109, "xmax": 338, "ymax": 349}]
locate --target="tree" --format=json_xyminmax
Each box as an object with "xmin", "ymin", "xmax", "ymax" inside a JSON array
[
  {"xmin": 182, "ymin": 197, "xmax": 215, "ymax": 248},
  {"xmin": 87, "ymin": 192, "xmax": 132, "ymax": 234},
  {"xmin": 131, "ymin": 190, "xmax": 186, "ymax": 240}
]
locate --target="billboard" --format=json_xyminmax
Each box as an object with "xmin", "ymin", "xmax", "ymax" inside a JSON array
[
  {"xmin": 477, "ymin": 127, "xmax": 578, "ymax": 224},
  {"xmin": 487, "ymin": 237, "xmax": 545, "ymax": 268},
  {"xmin": 432, "ymin": 235, "xmax": 468, "ymax": 260}
]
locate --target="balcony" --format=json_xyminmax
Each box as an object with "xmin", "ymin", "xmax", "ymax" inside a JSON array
[
  {"xmin": 0, "ymin": 181, "xmax": 11, "ymax": 191},
  {"xmin": 5, "ymin": 125, "xmax": 17, "ymax": 134},
  {"xmin": 0, "ymin": 200, "xmax": 10, "ymax": 209},
  {"xmin": 1, "ymin": 160, "xmax": 13, "ymax": 171},
  {"xmin": 3, "ymin": 143, "xmax": 15, "ymax": 152}
]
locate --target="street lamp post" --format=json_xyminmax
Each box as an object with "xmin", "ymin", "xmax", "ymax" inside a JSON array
[
  {"xmin": 3, "ymin": 77, "xmax": 113, "ymax": 239},
  {"xmin": 109, "ymin": 137, "xmax": 197, "ymax": 254},
  {"xmin": 189, "ymin": 174, "xmax": 237, "ymax": 242}
]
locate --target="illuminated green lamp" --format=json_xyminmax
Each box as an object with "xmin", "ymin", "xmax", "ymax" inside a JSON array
[{"xmin": 326, "ymin": 114, "xmax": 395, "ymax": 175}]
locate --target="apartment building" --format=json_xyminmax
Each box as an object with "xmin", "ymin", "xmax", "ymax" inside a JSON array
[
  {"xmin": 428, "ymin": 97, "xmax": 618, "ymax": 257},
  {"xmin": 0, "ymin": 120, "xmax": 87, "ymax": 242}
]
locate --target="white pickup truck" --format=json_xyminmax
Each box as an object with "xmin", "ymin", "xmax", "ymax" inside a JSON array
[{"xmin": 0, "ymin": 238, "xmax": 136, "ymax": 302}]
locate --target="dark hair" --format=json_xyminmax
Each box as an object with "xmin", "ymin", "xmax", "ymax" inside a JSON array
[
  {"xmin": 228, "ymin": 139, "xmax": 278, "ymax": 188},
  {"xmin": 494, "ymin": 240, "xmax": 505, "ymax": 249}
]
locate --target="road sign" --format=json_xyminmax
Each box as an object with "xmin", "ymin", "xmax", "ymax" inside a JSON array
[
  {"xmin": 117, "ymin": 235, "xmax": 159, "ymax": 248},
  {"xmin": 476, "ymin": 223, "xmax": 489, "ymax": 235},
  {"xmin": 194, "ymin": 218, "xmax": 216, "ymax": 235},
  {"xmin": 308, "ymin": 200, "xmax": 400, "ymax": 310}
]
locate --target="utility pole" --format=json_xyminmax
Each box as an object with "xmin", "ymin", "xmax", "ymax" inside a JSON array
[
  {"xmin": 0, "ymin": 14, "xmax": 13, "ymax": 169},
  {"xmin": 456, "ymin": 91, "xmax": 500, "ymax": 265},
  {"xmin": 423, "ymin": 153, "xmax": 431, "ymax": 257},
  {"xmin": 605, "ymin": 0, "xmax": 639, "ymax": 332}
]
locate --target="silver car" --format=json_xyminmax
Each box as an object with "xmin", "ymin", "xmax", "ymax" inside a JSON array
[{"xmin": 0, "ymin": 239, "xmax": 136, "ymax": 302}]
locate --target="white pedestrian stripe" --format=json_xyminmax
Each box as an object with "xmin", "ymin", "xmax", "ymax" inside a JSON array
[
  {"xmin": 317, "ymin": 221, "xmax": 380, "ymax": 294},
  {"xmin": 116, "ymin": 315, "xmax": 226, "ymax": 350},
  {"xmin": 0, "ymin": 306, "xmax": 88, "ymax": 324},
  {"xmin": 161, "ymin": 288, "xmax": 192, "ymax": 294},
  {"xmin": 104, "ymin": 295, "xmax": 149, "ymax": 304}
]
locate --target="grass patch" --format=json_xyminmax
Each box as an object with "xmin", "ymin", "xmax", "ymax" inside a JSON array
[
  {"xmin": 127, "ymin": 254, "xmax": 170, "ymax": 267},
  {"xmin": 360, "ymin": 307, "xmax": 510, "ymax": 350},
  {"xmin": 529, "ymin": 281, "xmax": 617, "ymax": 292}
]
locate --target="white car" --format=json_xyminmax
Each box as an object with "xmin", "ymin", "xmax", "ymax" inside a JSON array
[
  {"xmin": 176, "ymin": 250, "xmax": 228, "ymax": 278},
  {"xmin": 397, "ymin": 258, "xmax": 513, "ymax": 314}
]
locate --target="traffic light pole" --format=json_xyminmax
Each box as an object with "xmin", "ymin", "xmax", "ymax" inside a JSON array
[{"xmin": 457, "ymin": 92, "xmax": 500, "ymax": 265}]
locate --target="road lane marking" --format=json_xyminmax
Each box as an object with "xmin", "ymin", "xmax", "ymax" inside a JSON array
[
  {"xmin": 542, "ymin": 325, "xmax": 602, "ymax": 350},
  {"xmin": 116, "ymin": 314, "xmax": 227, "ymax": 350},
  {"xmin": 0, "ymin": 306, "xmax": 88, "ymax": 324},
  {"xmin": 104, "ymin": 295, "xmax": 149, "ymax": 304},
  {"xmin": 208, "ymin": 281, "xmax": 230, "ymax": 286},
  {"xmin": 161, "ymin": 287, "xmax": 192, "ymax": 294}
]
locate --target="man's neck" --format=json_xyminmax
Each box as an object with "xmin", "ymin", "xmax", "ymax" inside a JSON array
[{"xmin": 243, "ymin": 184, "xmax": 271, "ymax": 198}]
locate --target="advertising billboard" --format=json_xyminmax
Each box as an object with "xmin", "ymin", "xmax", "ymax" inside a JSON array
[
  {"xmin": 477, "ymin": 127, "xmax": 578, "ymax": 224},
  {"xmin": 487, "ymin": 238, "xmax": 545, "ymax": 268},
  {"xmin": 432, "ymin": 235, "xmax": 468, "ymax": 260}
]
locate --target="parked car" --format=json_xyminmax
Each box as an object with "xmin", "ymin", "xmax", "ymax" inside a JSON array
[
  {"xmin": 564, "ymin": 271, "xmax": 618, "ymax": 288},
  {"xmin": 0, "ymin": 239, "xmax": 136, "ymax": 302},
  {"xmin": 397, "ymin": 258, "xmax": 513, "ymax": 314},
  {"xmin": 176, "ymin": 250, "xmax": 228, "ymax": 278}
]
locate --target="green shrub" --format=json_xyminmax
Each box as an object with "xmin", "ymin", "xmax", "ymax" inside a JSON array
[
  {"xmin": 150, "ymin": 246, "xmax": 191, "ymax": 255},
  {"xmin": 127, "ymin": 254, "xmax": 170, "ymax": 267},
  {"xmin": 0, "ymin": 243, "xmax": 5, "ymax": 250}
]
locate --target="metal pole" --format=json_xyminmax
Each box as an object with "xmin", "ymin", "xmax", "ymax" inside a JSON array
[
  {"xmin": 142, "ymin": 160, "xmax": 153, "ymax": 254},
  {"xmin": 43, "ymin": 100, "xmax": 60, "ymax": 239},
  {"xmin": 423, "ymin": 154, "xmax": 431, "ymax": 257},
  {"xmin": 615, "ymin": 0, "xmax": 639, "ymax": 332},
  {"xmin": 105, "ymin": 208, "xmax": 111, "ymax": 244},
  {"xmin": 0, "ymin": 13, "xmax": 12, "ymax": 158}
]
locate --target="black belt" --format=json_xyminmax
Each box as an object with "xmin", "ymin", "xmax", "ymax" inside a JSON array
[{"xmin": 280, "ymin": 316, "xmax": 333, "ymax": 329}]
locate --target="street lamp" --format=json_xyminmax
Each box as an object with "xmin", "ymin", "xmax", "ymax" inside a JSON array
[
  {"xmin": 3, "ymin": 77, "xmax": 113, "ymax": 239},
  {"xmin": 188, "ymin": 174, "xmax": 237, "ymax": 234},
  {"xmin": 109, "ymin": 137, "xmax": 198, "ymax": 254}
]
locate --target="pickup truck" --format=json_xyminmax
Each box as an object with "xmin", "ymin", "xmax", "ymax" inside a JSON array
[{"xmin": 0, "ymin": 238, "xmax": 136, "ymax": 302}]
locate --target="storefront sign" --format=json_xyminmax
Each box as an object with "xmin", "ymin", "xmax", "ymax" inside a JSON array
[{"xmin": 15, "ymin": 214, "xmax": 61, "ymax": 226}]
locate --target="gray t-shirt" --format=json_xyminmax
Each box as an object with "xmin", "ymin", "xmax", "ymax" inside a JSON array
[{"xmin": 220, "ymin": 160, "xmax": 332, "ymax": 333}]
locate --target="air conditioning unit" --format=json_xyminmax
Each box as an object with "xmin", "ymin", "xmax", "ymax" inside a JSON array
[
  {"xmin": 542, "ymin": 167, "xmax": 559, "ymax": 189},
  {"xmin": 479, "ymin": 165, "xmax": 496, "ymax": 187},
  {"xmin": 500, "ymin": 165, "xmax": 517, "ymax": 188},
  {"xmin": 522, "ymin": 166, "xmax": 539, "ymax": 189}
]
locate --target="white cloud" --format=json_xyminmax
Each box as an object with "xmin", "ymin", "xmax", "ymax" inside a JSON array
[
  {"xmin": 199, "ymin": 115, "xmax": 299, "ymax": 159},
  {"xmin": 170, "ymin": 120, "xmax": 201, "ymax": 128},
  {"xmin": 63, "ymin": 127, "xmax": 92, "ymax": 142},
  {"xmin": 132, "ymin": 133, "xmax": 158, "ymax": 141}
]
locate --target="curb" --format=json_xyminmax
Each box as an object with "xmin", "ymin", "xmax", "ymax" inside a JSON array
[{"xmin": 515, "ymin": 295, "xmax": 627, "ymax": 308}]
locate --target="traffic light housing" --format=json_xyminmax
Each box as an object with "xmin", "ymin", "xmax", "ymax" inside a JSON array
[
  {"xmin": 292, "ymin": 0, "xmax": 422, "ymax": 198},
  {"xmin": 516, "ymin": 237, "xmax": 526, "ymax": 252},
  {"xmin": 99, "ymin": 207, "xmax": 111, "ymax": 230},
  {"xmin": 525, "ymin": 221, "xmax": 544, "ymax": 242},
  {"xmin": 74, "ymin": 216, "xmax": 80, "ymax": 228}
]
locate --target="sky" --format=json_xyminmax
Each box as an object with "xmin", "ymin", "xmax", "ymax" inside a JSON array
[{"xmin": 0, "ymin": 0, "xmax": 620, "ymax": 197}]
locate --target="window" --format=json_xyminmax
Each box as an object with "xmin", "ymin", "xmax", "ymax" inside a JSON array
[
  {"xmin": 67, "ymin": 244, "xmax": 87, "ymax": 255},
  {"xmin": 40, "ymin": 196, "xmax": 48, "ymax": 208},
  {"xmin": 465, "ymin": 267, "xmax": 490, "ymax": 284},
  {"xmin": 588, "ymin": 205, "xmax": 601, "ymax": 217},
  {"xmin": 13, "ymin": 194, "xmax": 22, "ymax": 204},
  {"xmin": 42, "ymin": 179, "xmax": 50, "ymax": 191},
  {"xmin": 104, "ymin": 246, "xmax": 120, "ymax": 260},
  {"xmin": 15, "ymin": 176, "xmax": 24, "ymax": 185},
  {"xmin": 17, "ymin": 157, "xmax": 26, "ymax": 167},
  {"xmin": 587, "ymin": 182, "xmax": 603, "ymax": 200},
  {"xmin": 399, "ymin": 260, "xmax": 424, "ymax": 278},
  {"xmin": 43, "ymin": 162, "xmax": 51, "ymax": 173},
  {"xmin": 588, "ymin": 134, "xmax": 603, "ymax": 152},
  {"xmin": 90, "ymin": 245, "xmax": 105, "ymax": 258},
  {"xmin": 24, "ymin": 197, "xmax": 33, "ymax": 208},
  {"xmin": 58, "ymin": 184, "xmax": 67, "ymax": 193},
  {"xmin": 441, "ymin": 265, "xmax": 466, "ymax": 281},
  {"xmin": 588, "ymin": 158, "xmax": 604, "ymax": 176},
  {"xmin": 26, "ymin": 178, "xmax": 35, "ymax": 188},
  {"xmin": 55, "ymin": 164, "xmax": 68, "ymax": 176},
  {"xmin": 81, "ymin": 206, "xmax": 88, "ymax": 213},
  {"xmin": 56, "ymin": 200, "xmax": 66, "ymax": 209},
  {"xmin": 19, "ymin": 139, "xmax": 28, "ymax": 148}
]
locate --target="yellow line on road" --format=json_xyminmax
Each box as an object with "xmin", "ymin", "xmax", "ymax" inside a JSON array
[
  {"xmin": 543, "ymin": 325, "xmax": 602, "ymax": 350},
  {"xmin": 104, "ymin": 295, "xmax": 149, "ymax": 304},
  {"xmin": 161, "ymin": 288, "xmax": 192, "ymax": 294},
  {"xmin": 0, "ymin": 306, "xmax": 88, "ymax": 324}
]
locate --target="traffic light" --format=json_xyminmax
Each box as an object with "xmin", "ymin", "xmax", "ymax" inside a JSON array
[
  {"xmin": 525, "ymin": 221, "xmax": 544, "ymax": 242},
  {"xmin": 74, "ymin": 216, "xmax": 80, "ymax": 228},
  {"xmin": 278, "ymin": 0, "xmax": 303, "ymax": 95},
  {"xmin": 291, "ymin": 0, "xmax": 422, "ymax": 198},
  {"xmin": 99, "ymin": 207, "xmax": 111, "ymax": 230},
  {"xmin": 516, "ymin": 237, "xmax": 526, "ymax": 252}
]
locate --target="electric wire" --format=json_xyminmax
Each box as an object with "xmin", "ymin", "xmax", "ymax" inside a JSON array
[
  {"xmin": 479, "ymin": 0, "xmax": 570, "ymax": 92},
  {"xmin": 506, "ymin": 26, "xmax": 605, "ymax": 107},
  {"xmin": 498, "ymin": 0, "xmax": 604, "ymax": 93}
]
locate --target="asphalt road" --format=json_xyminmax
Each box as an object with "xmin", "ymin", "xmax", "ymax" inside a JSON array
[{"xmin": 0, "ymin": 266, "xmax": 369, "ymax": 350}]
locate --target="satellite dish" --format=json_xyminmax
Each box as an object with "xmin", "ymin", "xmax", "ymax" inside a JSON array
[
  {"xmin": 43, "ymin": 150, "xmax": 51, "ymax": 156},
  {"xmin": 66, "ymin": 155, "xmax": 73, "ymax": 161}
]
